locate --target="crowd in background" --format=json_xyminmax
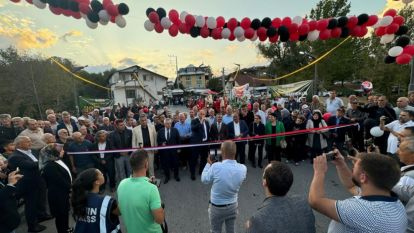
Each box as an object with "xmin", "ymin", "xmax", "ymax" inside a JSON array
[{"xmin": 0, "ymin": 90, "xmax": 414, "ymax": 232}]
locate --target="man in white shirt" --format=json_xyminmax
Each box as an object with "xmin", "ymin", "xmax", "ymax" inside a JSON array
[
  {"xmin": 380, "ymin": 110, "xmax": 414, "ymax": 155},
  {"xmin": 252, "ymin": 102, "xmax": 266, "ymax": 125},
  {"xmin": 326, "ymin": 90, "xmax": 344, "ymax": 116},
  {"xmin": 396, "ymin": 139, "xmax": 414, "ymax": 186}
]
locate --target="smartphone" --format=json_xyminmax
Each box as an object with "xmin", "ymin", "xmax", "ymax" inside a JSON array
[{"xmin": 326, "ymin": 151, "xmax": 336, "ymax": 161}]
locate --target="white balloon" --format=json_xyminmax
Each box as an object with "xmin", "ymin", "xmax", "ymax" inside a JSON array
[
  {"xmin": 98, "ymin": 10, "xmax": 110, "ymax": 22},
  {"xmin": 292, "ymin": 16, "xmax": 303, "ymax": 25},
  {"xmin": 250, "ymin": 33, "xmax": 258, "ymax": 41},
  {"xmin": 33, "ymin": 0, "xmax": 46, "ymax": 9},
  {"xmin": 234, "ymin": 26, "xmax": 245, "ymax": 38},
  {"xmin": 80, "ymin": 12, "xmax": 87, "ymax": 19},
  {"xmin": 237, "ymin": 36, "xmax": 245, "ymax": 42},
  {"xmin": 370, "ymin": 126, "xmax": 384, "ymax": 137},
  {"xmin": 206, "ymin": 17, "xmax": 217, "ymax": 29},
  {"xmin": 379, "ymin": 16, "xmax": 393, "ymax": 27},
  {"xmin": 99, "ymin": 19, "xmax": 109, "ymax": 25},
  {"xmin": 85, "ymin": 19, "xmax": 98, "ymax": 29},
  {"xmin": 380, "ymin": 34, "xmax": 395, "ymax": 44},
  {"xmin": 195, "ymin": 15, "xmax": 205, "ymax": 27},
  {"xmin": 307, "ymin": 30, "xmax": 320, "ymax": 41},
  {"xmin": 161, "ymin": 17, "xmax": 171, "ymax": 29},
  {"xmin": 115, "ymin": 15, "xmax": 126, "ymax": 28},
  {"xmin": 221, "ymin": 28, "xmax": 231, "ymax": 39},
  {"xmin": 388, "ymin": 46, "xmax": 404, "ymax": 57},
  {"xmin": 180, "ymin": 11, "xmax": 188, "ymax": 23},
  {"xmin": 144, "ymin": 20, "xmax": 155, "ymax": 31},
  {"xmin": 372, "ymin": 21, "xmax": 381, "ymax": 29}
]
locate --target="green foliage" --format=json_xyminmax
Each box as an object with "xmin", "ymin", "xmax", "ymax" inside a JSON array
[{"xmin": 207, "ymin": 77, "xmax": 223, "ymax": 92}]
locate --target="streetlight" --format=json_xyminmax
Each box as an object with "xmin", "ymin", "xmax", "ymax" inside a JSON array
[
  {"xmin": 299, "ymin": 51, "xmax": 318, "ymax": 95},
  {"xmin": 71, "ymin": 65, "xmax": 88, "ymax": 116}
]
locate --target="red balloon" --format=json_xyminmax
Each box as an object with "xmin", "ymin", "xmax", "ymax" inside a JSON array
[
  {"xmin": 393, "ymin": 16, "xmax": 405, "ymax": 26},
  {"xmin": 317, "ymin": 19, "xmax": 329, "ymax": 31},
  {"xmin": 244, "ymin": 28, "xmax": 255, "ymax": 39},
  {"xmin": 149, "ymin": 11, "xmax": 160, "ymax": 24},
  {"xmin": 227, "ymin": 18, "xmax": 238, "ymax": 30},
  {"xmin": 26, "ymin": 0, "xmax": 33, "ymax": 4},
  {"xmin": 271, "ymin": 17, "xmax": 282, "ymax": 28},
  {"xmin": 240, "ymin": 17, "xmax": 251, "ymax": 30},
  {"xmin": 351, "ymin": 26, "xmax": 362, "ymax": 36},
  {"xmin": 154, "ymin": 23, "xmax": 164, "ymax": 33},
  {"xmin": 288, "ymin": 23, "xmax": 298, "ymax": 34},
  {"xmin": 200, "ymin": 26, "xmax": 210, "ymax": 38},
  {"xmin": 110, "ymin": 16, "xmax": 116, "ymax": 23},
  {"xmin": 319, "ymin": 29, "xmax": 331, "ymax": 40},
  {"xmin": 302, "ymin": 18, "xmax": 308, "ymax": 24},
  {"xmin": 257, "ymin": 27, "xmax": 267, "ymax": 37},
  {"xmin": 403, "ymin": 45, "xmax": 414, "ymax": 56},
  {"xmin": 290, "ymin": 32, "xmax": 299, "ymax": 41},
  {"xmin": 383, "ymin": 9, "xmax": 397, "ymax": 17},
  {"xmin": 229, "ymin": 33, "xmax": 236, "ymax": 41},
  {"xmin": 375, "ymin": 27, "xmax": 386, "ymax": 36},
  {"xmin": 212, "ymin": 28, "xmax": 222, "ymax": 39},
  {"xmin": 106, "ymin": 4, "xmax": 118, "ymax": 17},
  {"xmin": 49, "ymin": 6, "xmax": 62, "ymax": 15},
  {"xmin": 298, "ymin": 24, "xmax": 310, "ymax": 35},
  {"xmin": 281, "ymin": 17, "xmax": 292, "ymax": 27},
  {"xmin": 62, "ymin": 9, "xmax": 72, "ymax": 17},
  {"xmin": 366, "ymin": 15, "xmax": 378, "ymax": 26},
  {"xmin": 72, "ymin": 12, "xmax": 82, "ymax": 19},
  {"xmin": 308, "ymin": 20, "xmax": 317, "ymax": 31},
  {"xmin": 331, "ymin": 27, "xmax": 342, "ymax": 38},
  {"xmin": 79, "ymin": 3, "xmax": 91, "ymax": 14},
  {"xmin": 269, "ymin": 34, "xmax": 279, "ymax": 43},
  {"xmin": 169, "ymin": 24, "xmax": 179, "ymax": 37},
  {"xmin": 178, "ymin": 23, "xmax": 189, "ymax": 34},
  {"xmin": 259, "ymin": 35, "xmax": 267, "ymax": 42},
  {"xmin": 216, "ymin": 16, "xmax": 225, "ymax": 28},
  {"xmin": 358, "ymin": 27, "xmax": 368, "ymax": 37},
  {"xmin": 396, "ymin": 53, "xmax": 413, "ymax": 64},
  {"xmin": 10, "ymin": 0, "xmax": 21, "ymax": 3},
  {"xmin": 185, "ymin": 14, "xmax": 195, "ymax": 26},
  {"xmin": 169, "ymin": 9, "xmax": 179, "ymax": 23},
  {"xmin": 347, "ymin": 16, "xmax": 358, "ymax": 29},
  {"xmin": 386, "ymin": 23, "xmax": 400, "ymax": 34}
]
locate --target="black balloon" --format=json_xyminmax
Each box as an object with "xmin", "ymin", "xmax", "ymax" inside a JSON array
[
  {"xmin": 340, "ymin": 27, "xmax": 349, "ymax": 38},
  {"xmin": 357, "ymin": 14, "xmax": 369, "ymax": 26},
  {"xmin": 266, "ymin": 26, "xmax": 277, "ymax": 37},
  {"xmin": 39, "ymin": 0, "xmax": 47, "ymax": 3},
  {"xmin": 48, "ymin": 0, "xmax": 58, "ymax": 7},
  {"xmin": 384, "ymin": 55, "xmax": 396, "ymax": 64},
  {"xmin": 87, "ymin": 11, "xmax": 99, "ymax": 23},
  {"xmin": 395, "ymin": 25, "xmax": 409, "ymax": 36},
  {"xmin": 337, "ymin": 16, "xmax": 348, "ymax": 27},
  {"xmin": 299, "ymin": 34, "xmax": 308, "ymax": 41},
  {"xmin": 261, "ymin": 17, "xmax": 272, "ymax": 28},
  {"xmin": 156, "ymin": 8, "xmax": 166, "ymax": 19},
  {"xmin": 190, "ymin": 27, "xmax": 200, "ymax": 38},
  {"xmin": 146, "ymin": 7, "xmax": 155, "ymax": 16},
  {"xmin": 118, "ymin": 3, "xmax": 129, "ymax": 15},
  {"xmin": 395, "ymin": 35, "xmax": 411, "ymax": 47},
  {"xmin": 57, "ymin": 0, "xmax": 69, "ymax": 10},
  {"xmin": 327, "ymin": 18, "xmax": 338, "ymax": 29},
  {"xmin": 90, "ymin": 0, "xmax": 103, "ymax": 13},
  {"xmin": 278, "ymin": 26, "xmax": 290, "ymax": 42},
  {"xmin": 69, "ymin": 1, "xmax": 79, "ymax": 12},
  {"xmin": 223, "ymin": 23, "xmax": 227, "ymax": 28},
  {"xmin": 251, "ymin": 18, "xmax": 261, "ymax": 30}
]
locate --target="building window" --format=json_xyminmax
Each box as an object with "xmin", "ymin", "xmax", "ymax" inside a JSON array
[
  {"xmin": 186, "ymin": 77, "xmax": 191, "ymax": 81},
  {"xmin": 186, "ymin": 81, "xmax": 191, "ymax": 87},
  {"xmin": 126, "ymin": 90, "xmax": 135, "ymax": 98},
  {"xmin": 150, "ymin": 76, "xmax": 154, "ymax": 81},
  {"xmin": 143, "ymin": 75, "xmax": 147, "ymax": 81}
]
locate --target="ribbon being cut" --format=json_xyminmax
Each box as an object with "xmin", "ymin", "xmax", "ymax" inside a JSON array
[{"xmin": 68, "ymin": 123, "xmax": 358, "ymax": 155}]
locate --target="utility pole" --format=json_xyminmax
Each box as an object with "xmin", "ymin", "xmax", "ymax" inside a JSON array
[
  {"xmin": 30, "ymin": 64, "xmax": 43, "ymax": 120},
  {"xmin": 169, "ymin": 55, "xmax": 179, "ymax": 88},
  {"xmin": 221, "ymin": 67, "xmax": 225, "ymax": 95},
  {"xmin": 409, "ymin": 59, "xmax": 414, "ymax": 93}
]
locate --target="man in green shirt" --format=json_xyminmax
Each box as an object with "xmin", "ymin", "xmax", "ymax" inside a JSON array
[{"xmin": 117, "ymin": 149, "xmax": 165, "ymax": 233}]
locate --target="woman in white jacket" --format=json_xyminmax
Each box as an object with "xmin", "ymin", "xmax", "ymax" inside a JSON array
[{"xmin": 306, "ymin": 110, "xmax": 328, "ymax": 162}]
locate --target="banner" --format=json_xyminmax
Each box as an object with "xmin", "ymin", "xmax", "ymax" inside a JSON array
[
  {"xmin": 79, "ymin": 96, "xmax": 113, "ymax": 112},
  {"xmin": 232, "ymin": 83, "xmax": 249, "ymax": 98},
  {"xmin": 269, "ymin": 80, "xmax": 313, "ymax": 97}
]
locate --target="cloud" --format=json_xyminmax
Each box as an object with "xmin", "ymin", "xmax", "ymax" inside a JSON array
[
  {"xmin": 84, "ymin": 64, "xmax": 113, "ymax": 74},
  {"xmin": 225, "ymin": 44, "xmax": 239, "ymax": 53},
  {"xmin": 0, "ymin": 14, "xmax": 58, "ymax": 49},
  {"xmin": 118, "ymin": 57, "xmax": 141, "ymax": 67},
  {"xmin": 380, "ymin": 0, "xmax": 414, "ymax": 15},
  {"xmin": 60, "ymin": 30, "xmax": 83, "ymax": 42},
  {"xmin": 145, "ymin": 64, "xmax": 158, "ymax": 70}
]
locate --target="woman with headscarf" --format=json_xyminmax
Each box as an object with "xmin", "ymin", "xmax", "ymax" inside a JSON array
[
  {"xmin": 41, "ymin": 144, "xmax": 72, "ymax": 233},
  {"xmin": 306, "ymin": 110, "xmax": 328, "ymax": 163}
]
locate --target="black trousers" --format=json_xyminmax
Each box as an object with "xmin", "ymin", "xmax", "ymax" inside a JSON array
[
  {"xmin": 267, "ymin": 144, "xmax": 281, "ymax": 162},
  {"xmin": 48, "ymin": 191, "xmax": 70, "ymax": 233},
  {"xmin": 17, "ymin": 181, "xmax": 40, "ymax": 229},
  {"xmin": 349, "ymin": 126, "xmax": 364, "ymax": 151},
  {"xmin": 236, "ymin": 142, "xmax": 246, "ymax": 164},
  {"xmin": 160, "ymin": 150, "xmax": 179, "ymax": 178},
  {"xmin": 98, "ymin": 160, "xmax": 116, "ymax": 191},
  {"xmin": 248, "ymin": 142, "xmax": 263, "ymax": 166},
  {"xmin": 190, "ymin": 146, "xmax": 208, "ymax": 176}
]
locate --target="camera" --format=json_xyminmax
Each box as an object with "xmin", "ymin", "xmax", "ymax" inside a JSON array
[
  {"xmin": 325, "ymin": 151, "xmax": 337, "ymax": 161},
  {"xmin": 149, "ymin": 178, "xmax": 161, "ymax": 187},
  {"xmin": 209, "ymin": 148, "xmax": 222, "ymax": 162}
]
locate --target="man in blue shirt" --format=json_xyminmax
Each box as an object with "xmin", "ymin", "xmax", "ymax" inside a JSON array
[
  {"xmin": 222, "ymin": 106, "xmax": 234, "ymax": 125},
  {"xmin": 175, "ymin": 113, "xmax": 192, "ymax": 170},
  {"xmin": 201, "ymin": 140, "xmax": 247, "ymax": 233}
]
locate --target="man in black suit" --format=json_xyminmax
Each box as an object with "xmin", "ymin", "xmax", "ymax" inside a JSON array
[
  {"xmin": 190, "ymin": 109, "xmax": 210, "ymax": 180},
  {"xmin": 228, "ymin": 113, "xmax": 249, "ymax": 164},
  {"xmin": 91, "ymin": 130, "xmax": 116, "ymax": 192},
  {"xmin": 157, "ymin": 118, "xmax": 181, "ymax": 184},
  {"xmin": 56, "ymin": 111, "xmax": 79, "ymax": 137},
  {"xmin": 8, "ymin": 136, "xmax": 49, "ymax": 232},
  {"xmin": 0, "ymin": 161, "xmax": 22, "ymax": 233},
  {"xmin": 327, "ymin": 107, "xmax": 351, "ymax": 152},
  {"xmin": 209, "ymin": 113, "xmax": 229, "ymax": 141},
  {"xmin": 248, "ymin": 115, "xmax": 266, "ymax": 168},
  {"xmin": 109, "ymin": 119, "xmax": 133, "ymax": 183}
]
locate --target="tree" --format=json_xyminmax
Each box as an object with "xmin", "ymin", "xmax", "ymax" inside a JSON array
[{"xmin": 207, "ymin": 77, "xmax": 223, "ymax": 92}]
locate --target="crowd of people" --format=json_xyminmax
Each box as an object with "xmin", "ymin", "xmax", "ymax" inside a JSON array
[{"xmin": 0, "ymin": 90, "xmax": 414, "ymax": 233}]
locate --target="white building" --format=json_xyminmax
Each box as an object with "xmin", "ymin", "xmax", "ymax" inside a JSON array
[{"xmin": 108, "ymin": 65, "xmax": 168, "ymax": 106}]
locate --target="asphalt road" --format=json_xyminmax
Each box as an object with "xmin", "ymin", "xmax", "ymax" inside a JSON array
[{"xmin": 16, "ymin": 105, "xmax": 352, "ymax": 233}]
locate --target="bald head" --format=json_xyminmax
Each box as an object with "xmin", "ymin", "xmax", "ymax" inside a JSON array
[
  {"xmin": 42, "ymin": 133, "xmax": 56, "ymax": 144},
  {"xmin": 397, "ymin": 97, "xmax": 409, "ymax": 108},
  {"xmin": 221, "ymin": 140, "xmax": 237, "ymax": 160},
  {"xmin": 72, "ymin": 132, "xmax": 83, "ymax": 143}
]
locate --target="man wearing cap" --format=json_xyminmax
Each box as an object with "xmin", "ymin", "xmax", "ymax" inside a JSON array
[{"xmin": 326, "ymin": 90, "xmax": 344, "ymax": 116}]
